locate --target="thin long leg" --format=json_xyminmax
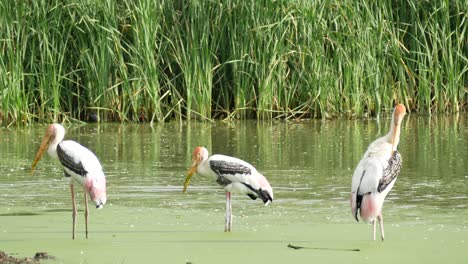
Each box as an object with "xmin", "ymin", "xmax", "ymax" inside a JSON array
[
  {"xmin": 372, "ymin": 220, "xmax": 376, "ymax": 241},
  {"xmin": 70, "ymin": 184, "xmax": 77, "ymax": 240},
  {"xmin": 225, "ymin": 192, "xmax": 229, "ymax": 232},
  {"xmin": 84, "ymin": 192, "xmax": 89, "ymax": 239},
  {"xmin": 378, "ymin": 214, "xmax": 385, "ymax": 241},
  {"xmin": 228, "ymin": 192, "xmax": 232, "ymax": 231},
  {"xmin": 225, "ymin": 192, "xmax": 232, "ymax": 232}
]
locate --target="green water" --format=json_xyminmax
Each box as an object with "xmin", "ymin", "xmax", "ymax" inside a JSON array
[{"xmin": 0, "ymin": 115, "xmax": 467, "ymax": 263}]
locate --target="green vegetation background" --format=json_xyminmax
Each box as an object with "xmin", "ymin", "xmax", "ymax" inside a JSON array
[{"xmin": 0, "ymin": 0, "xmax": 466, "ymax": 124}]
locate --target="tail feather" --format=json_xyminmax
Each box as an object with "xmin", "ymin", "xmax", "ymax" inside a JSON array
[
  {"xmin": 242, "ymin": 181, "xmax": 273, "ymax": 205},
  {"xmin": 244, "ymin": 188, "xmax": 273, "ymax": 204},
  {"xmin": 354, "ymin": 194, "xmax": 363, "ymax": 222},
  {"xmin": 255, "ymin": 173, "xmax": 273, "ymax": 204},
  {"xmin": 258, "ymin": 188, "xmax": 273, "ymax": 204},
  {"xmin": 352, "ymin": 170, "xmax": 366, "ymax": 222},
  {"xmin": 247, "ymin": 193, "xmax": 257, "ymax": 200}
]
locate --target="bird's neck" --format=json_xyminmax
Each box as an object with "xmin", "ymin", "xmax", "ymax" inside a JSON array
[
  {"xmin": 197, "ymin": 158, "xmax": 211, "ymax": 176},
  {"xmin": 48, "ymin": 130, "xmax": 65, "ymax": 159},
  {"xmin": 385, "ymin": 121, "xmax": 401, "ymax": 151},
  {"xmin": 47, "ymin": 141, "xmax": 60, "ymax": 159}
]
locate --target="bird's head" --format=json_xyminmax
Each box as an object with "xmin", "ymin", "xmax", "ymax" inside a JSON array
[
  {"xmin": 183, "ymin": 147, "xmax": 209, "ymax": 193},
  {"xmin": 391, "ymin": 104, "xmax": 406, "ymax": 152},
  {"xmin": 393, "ymin": 104, "xmax": 406, "ymax": 127},
  {"xmin": 31, "ymin": 123, "xmax": 65, "ymax": 175}
]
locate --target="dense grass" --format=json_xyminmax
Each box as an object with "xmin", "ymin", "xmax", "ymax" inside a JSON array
[{"xmin": 0, "ymin": 0, "xmax": 466, "ymax": 125}]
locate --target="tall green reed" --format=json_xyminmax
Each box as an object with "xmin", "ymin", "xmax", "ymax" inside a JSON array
[
  {"xmin": 0, "ymin": 0, "xmax": 465, "ymax": 125},
  {"xmin": 0, "ymin": 1, "xmax": 30, "ymax": 125}
]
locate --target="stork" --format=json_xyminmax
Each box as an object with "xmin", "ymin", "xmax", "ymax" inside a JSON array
[
  {"xmin": 350, "ymin": 104, "xmax": 406, "ymax": 241},
  {"xmin": 31, "ymin": 123, "xmax": 107, "ymax": 239},
  {"xmin": 183, "ymin": 147, "xmax": 273, "ymax": 232}
]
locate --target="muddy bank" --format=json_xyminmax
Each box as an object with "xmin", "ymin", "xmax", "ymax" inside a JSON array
[{"xmin": 0, "ymin": 251, "xmax": 54, "ymax": 264}]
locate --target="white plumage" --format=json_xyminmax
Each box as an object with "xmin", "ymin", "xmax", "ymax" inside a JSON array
[
  {"xmin": 57, "ymin": 140, "xmax": 104, "ymax": 187},
  {"xmin": 351, "ymin": 140, "xmax": 393, "ymax": 200}
]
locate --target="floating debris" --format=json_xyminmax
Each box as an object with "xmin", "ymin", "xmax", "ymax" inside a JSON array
[{"xmin": 287, "ymin": 244, "xmax": 360, "ymax": 252}]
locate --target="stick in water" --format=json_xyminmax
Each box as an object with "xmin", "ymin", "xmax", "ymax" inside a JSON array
[{"xmin": 287, "ymin": 244, "xmax": 360, "ymax": 252}]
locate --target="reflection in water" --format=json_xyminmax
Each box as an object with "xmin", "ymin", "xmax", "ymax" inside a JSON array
[{"xmin": 0, "ymin": 114, "xmax": 466, "ymax": 225}]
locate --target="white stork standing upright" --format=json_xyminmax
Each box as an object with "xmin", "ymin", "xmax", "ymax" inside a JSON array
[
  {"xmin": 350, "ymin": 104, "xmax": 406, "ymax": 241},
  {"xmin": 31, "ymin": 123, "xmax": 107, "ymax": 239},
  {"xmin": 183, "ymin": 147, "xmax": 273, "ymax": 232}
]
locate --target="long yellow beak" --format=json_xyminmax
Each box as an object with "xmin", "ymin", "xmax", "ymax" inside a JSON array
[
  {"xmin": 183, "ymin": 165, "xmax": 197, "ymax": 193},
  {"xmin": 30, "ymin": 135, "xmax": 51, "ymax": 175}
]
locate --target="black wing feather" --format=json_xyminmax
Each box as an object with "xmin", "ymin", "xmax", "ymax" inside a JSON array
[
  {"xmin": 210, "ymin": 160, "xmax": 251, "ymax": 176},
  {"xmin": 216, "ymin": 176, "xmax": 232, "ymax": 186},
  {"xmin": 57, "ymin": 144, "xmax": 87, "ymax": 176},
  {"xmin": 378, "ymin": 150, "xmax": 402, "ymax": 193}
]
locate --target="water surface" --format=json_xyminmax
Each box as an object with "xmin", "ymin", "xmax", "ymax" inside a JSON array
[{"xmin": 0, "ymin": 114, "xmax": 466, "ymax": 263}]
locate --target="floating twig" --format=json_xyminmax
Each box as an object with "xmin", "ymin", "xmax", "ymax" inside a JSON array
[{"xmin": 287, "ymin": 244, "xmax": 360, "ymax": 252}]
